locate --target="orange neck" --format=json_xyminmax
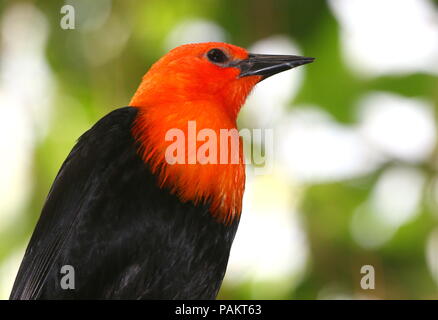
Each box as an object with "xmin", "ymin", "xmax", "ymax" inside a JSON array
[
  {"xmin": 131, "ymin": 99, "xmax": 246, "ymax": 224},
  {"xmin": 129, "ymin": 52, "xmax": 260, "ymax": 223},
  {"xmin": 130, "ymin": 45, "xmax": 260, "ymax": 223}
]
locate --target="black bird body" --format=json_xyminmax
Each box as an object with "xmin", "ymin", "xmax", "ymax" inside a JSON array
[
  {"xmin": 10, "ymin": 42, "xmax": 314, "ymax": 300},
  {"xmin": 10, "ymin": 107, "xmax": 239, "ymax": 299}
]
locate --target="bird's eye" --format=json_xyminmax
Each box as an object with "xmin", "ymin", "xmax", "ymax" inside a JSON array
[{"xmin": 207, "ymin": 48, "xmax": 229, "ymax": 64}]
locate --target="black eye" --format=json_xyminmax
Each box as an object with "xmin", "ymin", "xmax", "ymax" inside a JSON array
[{"xmin": 207, "ymin": 48, "xmax": 229, "ymax": 64}]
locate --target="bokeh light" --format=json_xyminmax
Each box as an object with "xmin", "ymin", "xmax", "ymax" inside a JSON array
[{"xmin": 329, "ymin": 0, "xmax": 438, "ymax": 76}]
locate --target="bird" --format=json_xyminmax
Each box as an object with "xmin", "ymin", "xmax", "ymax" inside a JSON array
[{"xmin": 10, "ymin": 42, "xmax": 314, "ymax": 299}]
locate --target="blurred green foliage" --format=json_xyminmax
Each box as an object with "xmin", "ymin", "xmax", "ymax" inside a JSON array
[{"xmin": 1, "ymin": 0, "xmax": 438, "ymax": 299}]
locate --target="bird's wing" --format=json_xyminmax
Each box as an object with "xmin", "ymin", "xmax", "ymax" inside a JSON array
[{"xmin": 10, "ymin": 107, "xmax": 140, "ymax": 299}]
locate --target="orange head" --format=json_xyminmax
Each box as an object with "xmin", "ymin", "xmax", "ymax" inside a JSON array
[
  {"xmin": 131, "ymin": 43, "xmax": 253, "ymax": 120},
  {"xmin": 130, "ymin": 42, "xmax": 314, "ymax": 223}
]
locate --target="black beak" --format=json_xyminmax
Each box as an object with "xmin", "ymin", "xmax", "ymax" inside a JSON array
[{"xmin": 236, "ymin": 53, "xmax": 315, "ymax": 80}]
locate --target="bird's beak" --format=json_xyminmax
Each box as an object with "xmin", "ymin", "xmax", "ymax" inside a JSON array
[{"xmin": 236, "ymin": 53, "xmax": 315, "ymax": 80}]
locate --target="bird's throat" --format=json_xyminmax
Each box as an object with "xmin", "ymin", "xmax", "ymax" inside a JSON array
[{"xmin": 131, "ymin": 102, "xmax": 245, "ymax": 224}]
